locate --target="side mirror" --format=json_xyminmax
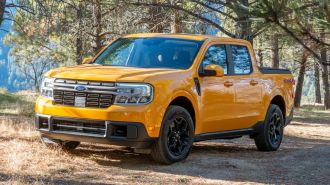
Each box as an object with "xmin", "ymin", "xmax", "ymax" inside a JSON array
[
  {"xmin": 82, "ymin": 57, "xmax": 93, "ymax": 64},
  {"xmin": 200, "ymin": 64, "xmax": 224, "ymax": 77}
]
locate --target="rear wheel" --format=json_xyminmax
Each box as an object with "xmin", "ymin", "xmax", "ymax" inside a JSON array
[
  {"xmin": 151, "ymin": 105, "xmax": 194, "ymax": 164},
  {"xmin": 254, "ymin": 104, "xmax": 284, "ymax": 151},
  {"xmin": 41, "ymin": 136, "xmax": 80, "ymax": 151}
]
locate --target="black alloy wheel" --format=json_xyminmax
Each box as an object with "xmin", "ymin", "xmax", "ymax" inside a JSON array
[
  {"xmin": 268, "ymin": 112, "xmax": 282, "ymax": 146},
  {"xmin": 167, "ymin": 116, "xmax": 191, "ymax": 156},
  {"xmin": 254, "ymin": 104, "xmax": 284, "ymax": 151},
  {"xmin": 151, "ymin": 105, "xmax": 194, "ymax": 164}
]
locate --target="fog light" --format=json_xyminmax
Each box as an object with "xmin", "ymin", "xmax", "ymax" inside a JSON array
[{"xmin": 38, "ymin": 117, "xmax": 49, "ymax": 130}]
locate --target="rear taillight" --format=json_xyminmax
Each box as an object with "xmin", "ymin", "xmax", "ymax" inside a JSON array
[{"xmin": 291, "ymin": 79, "xmax": 295, "ymax": 85}]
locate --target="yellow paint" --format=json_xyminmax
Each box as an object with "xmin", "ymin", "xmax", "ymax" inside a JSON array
[{"xmin": 35, "ymin": 33, "xmax": 294, "ymax": 138}]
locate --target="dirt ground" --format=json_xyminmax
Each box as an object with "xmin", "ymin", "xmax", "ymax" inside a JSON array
[{"xmin": 0, "ymin": 106, "xmax": 329, "ymax": 185}]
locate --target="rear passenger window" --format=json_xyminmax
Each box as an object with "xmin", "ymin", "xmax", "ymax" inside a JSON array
[
  {"xmin": 231, "ymin": 45, "xmax": 251, "ymax": 74},
  {"xmin": 202, "ymin": 45, "xmax": 228, "ymax": 75}
]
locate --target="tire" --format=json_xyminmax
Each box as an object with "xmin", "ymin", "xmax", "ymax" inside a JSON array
[
  {"xmin": 151, "ymin": 105, "xmax": 195, "ymax": 164},
  {"xmin": 254, "ymin": 104, "xmax": 284, "ymax": 151},
  {"xmin": 41, "ymin": 136, "xmax": 80, "ymax": 151}
]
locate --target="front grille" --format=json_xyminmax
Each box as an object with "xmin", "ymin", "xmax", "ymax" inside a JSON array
[
  {"xmin": 52, "ymin": 119, "xmax": 106, "ymax": 137},
  {"xmin": 53, "ymin": 90, "xmax": 114, "ymax": 108},
  {"xmin": 53, "ymin": 79, "xmax": 117, "ymax": 108}
]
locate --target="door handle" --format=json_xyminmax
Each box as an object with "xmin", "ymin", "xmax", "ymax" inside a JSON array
[
  {"xmin": 250, "ymin": 80, "xmax": 258, "ymax": 86},
  {"xmin": 224, "ymin": 81, "xmax": 233, "ymax": 87}
]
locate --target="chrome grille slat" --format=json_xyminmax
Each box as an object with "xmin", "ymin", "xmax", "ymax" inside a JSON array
[
  {"xmin": 53, "ymin": 82, "xmax": 117, "ymax": 90},
  {"xmin": 53, "ymin": 79, "xmax": 116, "ymax": 108},
  {"xmin": 53, "ymin": 87, "xmax": 117, "ymax": 95}
]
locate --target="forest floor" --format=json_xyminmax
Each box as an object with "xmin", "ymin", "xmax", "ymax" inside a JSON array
[{"xmin": 0, "ymin": 90, "xmax": 329, "ymax": 185}]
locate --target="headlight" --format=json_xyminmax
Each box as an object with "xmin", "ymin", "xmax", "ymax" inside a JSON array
[
  {"xmin": 40, "ymin": 77, "xmax": 55, "ymax": 99},
  {"xmin": 115, "ymin": 83, "xmax": 153, "ymax": 104}
]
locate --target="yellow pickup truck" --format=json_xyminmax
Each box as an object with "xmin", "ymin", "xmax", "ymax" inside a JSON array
[{"xmin": 35, "ymin": 33, "xmax": 294, "ymax": 164}]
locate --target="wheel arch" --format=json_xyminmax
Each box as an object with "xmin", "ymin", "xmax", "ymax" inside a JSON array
[
  {"xmin": 269, "ymin": 95, "xmax": 286, "ymax": 120},
  {"xmin": 169, "ymin": 96, "xmax": 196, "ymax": 128}
]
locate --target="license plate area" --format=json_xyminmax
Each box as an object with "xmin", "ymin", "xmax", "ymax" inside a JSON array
[{"xmin": 74, "ymin": 97, "xmax": 86, "ymax": 107}]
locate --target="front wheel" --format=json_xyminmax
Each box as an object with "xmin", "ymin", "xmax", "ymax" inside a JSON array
[
  {"xmin": 254, "ymin": 104, "xmax": 284, "ymax": 151},
  {"xmin": 41, "ymin": 136, "xmax": 80, "ymax": 151},
  {"xmin": 151, "ymin": 105, "xmax": 194, "ymax": 164}
]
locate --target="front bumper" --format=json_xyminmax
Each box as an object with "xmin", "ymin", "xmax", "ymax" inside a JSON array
[
  {"xmin": 35, "ymin": 97, "xmax": 164, "ymax": 137},
  {"xmin": 35, "ymin": 114, "xmax": 155, "ymax": 148}
]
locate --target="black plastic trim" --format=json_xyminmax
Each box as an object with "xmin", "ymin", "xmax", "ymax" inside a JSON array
[
  {"xmin": 194, "ymin": 121, "xmax": 263, "ymax": 142},
  {"xmin": 285, "ymin": 108, "xmax": 294, "ymax": 126},
  {"xmin": 260, "ymin": 67, "xmax": 292, "ymax": 74},
  {"xmin": 36, "ymin": 114, "xmax": 155, "ymax": 148},
  {"xmin": 198, "ymin": 69, "xmax": 216, "ymax": 77},
  {"xmin": 194, "ymin": 77, "xmax": 201, "ymax": 96}
]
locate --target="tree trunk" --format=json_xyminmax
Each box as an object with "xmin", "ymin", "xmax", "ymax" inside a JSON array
[
  {"xmin": 170, "ymin": 0, "xmax": 182, "ymax": 33},
  {"xmin": 257, "ymin": 49, "xmax": 263, "ymax": 67},
  {"xmin": 93, "ymin": 0, "xmax": 103, "ymax": 54},
  {"xmin": 321, "ymin": 64, "xmax": 330, "ymax": 109},
  {"xmin": 271, "ymin": 36, "xmax": 280, "ymax": 68},
  {"xmin": 148, "ymin": 0, "xmax": 164, "ymax": 32},
  {"xmin": 320, "ymin": 33, "xmax": 330, "ymax": 109},
  {"xmin": 314, "ymin": 62, "xmax": 322, "ymax": 103},
  {"xmin": 235, "ymin": 0, "xmax": 253, "ymax": 43},
  {"xmin": 294, "ymin": 50, "xmax": 308, "ymax": 108},
  {"xmin": 171, "ymin": 10, "xmax": 182, "ymax": 33},
  {"xmin": 0, "ymin": 0, "xmax": 5, "ymax": 26},
  {"xmin": 76, "ymin": 2, "xmax": 83, "ymax": 65}
]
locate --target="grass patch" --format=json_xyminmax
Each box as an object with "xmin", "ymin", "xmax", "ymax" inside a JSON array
[
  {"xmin": 0, "ymin": 89, "xmax": 38, "ymax": 117},
  {"xmin": 0, "ymin": 105, "xmax": 329, "ymax": 184},
  {"xmin": 293, "ymin": 104, "xmax": 330, "ymax": 124}
]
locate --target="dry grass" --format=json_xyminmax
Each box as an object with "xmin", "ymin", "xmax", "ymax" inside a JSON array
[
  {"xmin": 0, "ymin": 92, "xmax": 329, "ymax": 184},
  {"xmin": 0, "ymin": 118, "xmax": 80, "ymax": 184},
  {"xmin": 0, "ymin": 90, "xmax": 37, "ymax": 117}
]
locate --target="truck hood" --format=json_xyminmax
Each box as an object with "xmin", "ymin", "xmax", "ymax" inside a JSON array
[{"xmin": 45, "ymin": 64, "xmax": 179, "ymax": 82}]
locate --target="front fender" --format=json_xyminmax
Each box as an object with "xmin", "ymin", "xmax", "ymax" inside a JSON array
[{"xmin": 155, "ymin": 89, "xmax": 200, "ymax": 135}]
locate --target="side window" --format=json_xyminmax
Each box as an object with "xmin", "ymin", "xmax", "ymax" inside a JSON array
[
  {"xmin": 202, "ymin": 45, "xmax": 228, "ymax": 75},
  {"xmin": 231, "ymin": 45, "xmax": 252, "ymax": 74}
]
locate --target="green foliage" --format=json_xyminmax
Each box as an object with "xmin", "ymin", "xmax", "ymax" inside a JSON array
[
  {"xmin": 2, "ymin": 0, "xmax": 329, "ymax": 105},
  {"xmin": 0, "ymin": 89, "xmax": 18, "ymax": 105},
  {"xmin": 0, "ymin": 89, "xmax": 37, "ymax": 116}
]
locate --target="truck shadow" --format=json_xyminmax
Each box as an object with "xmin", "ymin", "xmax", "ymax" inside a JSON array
[{"xmin": 69, "ymin": 135, "xmax": 330, "ymax": 184}]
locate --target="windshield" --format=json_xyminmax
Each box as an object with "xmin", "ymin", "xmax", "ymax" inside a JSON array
[{"xmin": 93, "ymin": 37, "xmax": 204, "ymax": 69}]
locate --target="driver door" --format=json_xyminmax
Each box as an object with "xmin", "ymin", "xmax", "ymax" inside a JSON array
[{"xmin": 199, "ymin": 44, "xmax": 237, "ymax": 133}]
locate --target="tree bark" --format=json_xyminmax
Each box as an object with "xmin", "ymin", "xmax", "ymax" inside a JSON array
[
  {"xmin": 171, "ymin": 10, "xmax": 182, "ymax": 33},
  {"xmin": 170, "ymin": 0, "xmax": 182, "ymax": 33},
  {"xmin": 271, "ymin": 36, "xmax": 280, "ymax": 68},
  {"xmin": 314, "ymin": 62, "xmax": 322, "ymax": 103},
  {"xmin": 294, "ymin": 49, "xmax": 309, "ymax": 108},
  {"xmin": 148, "ymin": 0, "xmax": 164, "ymax": 32},
  {"xmin": 257, "ymin": 49, "xmax": 263, "ymax": 67},
  {"xmin": 0, "ymin": 0, "xmax": 5, "ymax": 26},
  {"xmin": 235, "ymin": 0, "xmax": 253, "ymax": 43},
  {"xmin": 93, "ymin": 0, "xmax": 103, "ymax": 54},
  {"xmin": 320, "ymin": 32, "xmax": 330, "ymax": 109},
  {"xmin": 75, "ymin": 2, "xmax": 83, "ymax": 65},
  {"xmin": 321, "ymin": 64, "xmax": 330, "ymax": 109}
]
